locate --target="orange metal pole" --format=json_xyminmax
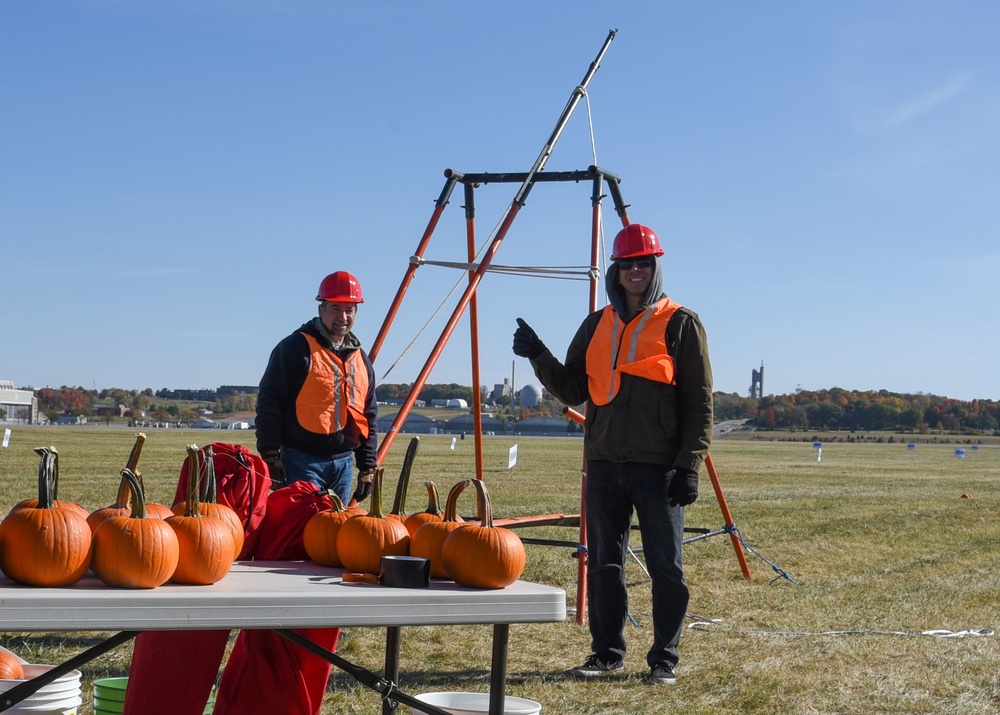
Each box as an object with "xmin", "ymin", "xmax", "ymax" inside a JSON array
[
  {"xmin": 465, "ymin": 184, "xmax": 485, "ymax": 479},
  {"xmin": 704, "ymin": 453, "xmax": 752, "ymax": 579},
  {"xmin": 376, "ymin": 204, "xmax": 523, "ymax": 463}
]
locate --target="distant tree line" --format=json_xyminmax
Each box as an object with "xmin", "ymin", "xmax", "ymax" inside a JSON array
[
  {"xmin": 34, "ymin": 386, "xmax": 256, "ymax": 423},
  {"xmin": 29, "ymin": 383, "xmax": 999, "ymax": 435},
  {"xmin": 715, "ymin": 388, "xmax": 999, "ymax": 434}
]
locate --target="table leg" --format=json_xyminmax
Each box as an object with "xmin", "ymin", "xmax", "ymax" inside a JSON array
[
  {"xmin": 383, "ymin": 627, "xmax": 401, "ymax": 715},
  {"xmin": 489, "ymin": 624, "xmax": 509, "ymax": 715}
]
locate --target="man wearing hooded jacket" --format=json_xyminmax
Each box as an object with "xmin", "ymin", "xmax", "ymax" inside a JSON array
[
  {"xmin": 512, "ymin": 224, "xmax": 712, "ymax": 686},
  {"xmin": 256, "ymin": 270, "xmax": 378, "ymax": 504}
]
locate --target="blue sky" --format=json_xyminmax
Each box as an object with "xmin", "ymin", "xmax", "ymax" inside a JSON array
[{"xmin": 3, "ymin": 1, "xmax": 998, "ymax": 401}]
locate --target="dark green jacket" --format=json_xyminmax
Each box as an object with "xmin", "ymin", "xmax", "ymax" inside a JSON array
[{"xmin": 530, "ymin": 298, "xmax": 713, "ymax": 473}]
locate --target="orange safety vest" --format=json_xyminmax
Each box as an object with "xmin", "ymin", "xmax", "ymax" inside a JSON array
[
  {"xmin": 586, "ymin": 297, "xmax": 682, "ymax": 406},
  {"xmin": 295, "ymin": 333, "xmax": 371, "ymax": 438}
]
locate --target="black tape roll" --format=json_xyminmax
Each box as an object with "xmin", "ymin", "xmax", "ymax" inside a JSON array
[{"xmin": 380, "ymin": 555, "xmax": 431, "ymax": 588}]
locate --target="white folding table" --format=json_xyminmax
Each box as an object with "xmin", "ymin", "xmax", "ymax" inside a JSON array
[{"xmin": 0, "ymin": 560, "xmax": 567, "ymax": 715}]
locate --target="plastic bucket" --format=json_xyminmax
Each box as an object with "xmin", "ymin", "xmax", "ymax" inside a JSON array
[
  {"xmin": 412, "ymin": 692, "xmax": 541, "ymax": 715},
  {"xmin": 93, "ymin": 678, "xmax": 215, "ymax": 715},
  {"xmin": 0, "ymin": 664, "xmax": 83, "ymax": 714}
]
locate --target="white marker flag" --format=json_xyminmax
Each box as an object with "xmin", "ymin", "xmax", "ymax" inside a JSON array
[
  {"xmin": 508, "ymin": 444, "xmax": 518, "ymax": 469},
  {"xmin": 450, "ymin": 437, "xmax": 457, "ymax": 451},
  {"xmin": 2, "ymin": 429, "xmax": 10, "ymax": 448}
]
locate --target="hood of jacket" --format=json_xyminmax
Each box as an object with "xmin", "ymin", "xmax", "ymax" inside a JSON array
[{"xmin": 605, "ymin": 256, "xmax": 665, "ymax": 319}]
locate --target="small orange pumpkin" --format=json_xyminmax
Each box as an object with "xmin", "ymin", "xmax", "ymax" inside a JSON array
[
  {"xmin": 0, "ymin": 448, "xmax": 92, "ymax": 587},
  {"xmin": 0, "ymin": 650, "xmax": 24, "ymax": 680},
  {"xmin": 302, "ymin": 493, "xmax": 353, "ymax": 567},
  {"xmin": 92, "ymin": 468, "xmax": 180, "ymax": 588},
  {"xmin": 171, "ymin": 445, "xmax": 244, "ymax": 560},
  {"xmin": 336, "ymin": 468, "xmax": 410, "ymax": 574},
  {"xmin": 410, "ymin": 479, "xmax": 471, "ymax": 579},
  {"xmin": 165, "ymin": 446, "xmax": 235, "ymax": 585},
  {"xmin": 441, "ymin": 478, "xmax": 525, "ymax": 589}
]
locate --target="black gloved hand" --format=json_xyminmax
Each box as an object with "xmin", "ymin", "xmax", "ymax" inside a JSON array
[
  {"xmin": 513, "ymin": 317, "xmax": 546, "ymax": 359},
  {"xmin": 666, "ymin": 467, "xmax": 699, "ymax": 507},
  {"xmin": 261, "ymin": 449, "xmax": 288, "ymax": 490},
  {"xmin": 352, "ymin": 469, "xmax": 375, "ymax": 503}
]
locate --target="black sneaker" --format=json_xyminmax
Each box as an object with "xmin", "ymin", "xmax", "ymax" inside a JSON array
[
  {"xmin": 648, "ymin": 662, "xmax": 677, "ymax": 685},
  {"xmin": 566, "ymin": 654, "xmax": 624, "ymax": 678}
]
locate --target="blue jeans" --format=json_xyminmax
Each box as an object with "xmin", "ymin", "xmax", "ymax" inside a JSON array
[
  {"xmin": 585, "ymin": 460, "xmax": 689, "ymax": 668},
  {"xmin": 280, "ymin": 447, "xmax": 354, "ymax": 505}
]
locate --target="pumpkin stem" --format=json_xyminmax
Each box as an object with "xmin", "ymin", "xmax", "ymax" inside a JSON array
[
  {"xmin": 125, "ymin": 432, "xmax": 146, "ymax": 473},
  {"xmin": 202, "ymin": 445, "xmax": 219, "ymax": 504},
  {"xmin": 184, "ymin": 445, "xmax": 203, "ymax": 518},
  {"xmin": 389, "ymin": 436, "xmax": 420, "ymax": 517},
  {"xmin": 443, "ymin": 479, "xmax": 472, "ymax": 523},
  {"xmin": 420, "ymin": 480, "xmax": 442, "ymax": 517},
  {"xmin": 120, "ymin": 468, "xmax": 147, "ymax": 519},
  {"xmin": 470, "ymin": 477, "xmax": 494, "ymax": 529},
  {"xmin": 328, "ymin": 493, "xmax": 346, "ymax": 513},
  {"xmin": 366, "ymin": 467, "xmax": 387, "ymax": 518},
  {"xmin": 32, "ymin": 447, "xmax": 58, "ymax": 510}
]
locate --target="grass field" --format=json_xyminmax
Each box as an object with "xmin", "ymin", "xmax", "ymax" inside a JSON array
[{"xmin": 0, "ymin": 427, "xmax": 997, "ymax": 714}]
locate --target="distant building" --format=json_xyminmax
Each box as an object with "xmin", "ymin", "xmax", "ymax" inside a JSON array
[
  {"xmin": 0, "ymin": 380, "xmax": 38, "ymax": 424},
  {"xmin": 519, "ymin": 384, "xmax": 543, "ymax": 408},
  {"xmin": 514, "ymin": 416, "xmax": 578, "ymax": 436},
  {"xmin": 377, "ymin": 412, "xmax": 438, "ymax": 435}
]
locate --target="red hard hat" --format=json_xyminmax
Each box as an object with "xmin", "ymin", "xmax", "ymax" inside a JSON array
[
  {"xmin": 316, "ymin": 271, "xmax": 364, "ymax": 303},
  {"xmin": 611, "ymin": 224, "xmax": 664, "ymax": 260}
]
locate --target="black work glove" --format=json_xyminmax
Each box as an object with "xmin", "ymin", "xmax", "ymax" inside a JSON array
[
  {"xmin": 666, "ymin": 467, "xmax": 699, "ymax": 507},
  {"xmin": 261, "ymin": 449, "xmax": 288, "ymax": 490},
  {"xmin": 513, "ymin": 317, "xmax": 546, "ymax": 359},
  {"xmin": 352, "ymin": 469, "xmax": 375, "ymax": 503}
]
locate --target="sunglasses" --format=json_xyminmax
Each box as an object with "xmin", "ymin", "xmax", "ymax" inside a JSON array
[{"xmin": 614, "ymin": 256, "xmax": 655, "ymax": 270}]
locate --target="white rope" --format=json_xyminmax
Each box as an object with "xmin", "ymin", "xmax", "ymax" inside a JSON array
[
  {"xmin": 411, "ymin": 256, "xmax": 595, "ymax": 281},
  {"xmin": 685, "ymin": 616, "xmax": 995, "ymax": 639}
]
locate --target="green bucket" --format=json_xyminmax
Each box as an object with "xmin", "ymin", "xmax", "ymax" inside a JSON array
[{"xmin": 92, "ymin": 678, "xmax": 215, "ymax": 714}]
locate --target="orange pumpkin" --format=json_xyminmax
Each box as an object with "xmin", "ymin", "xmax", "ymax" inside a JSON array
[
  {"xmin": 336, "ymin": 468, "xmax": 410, "ymax": 574},
  {"xmin": 0, "ymin": 651, "xmax": 24, "ymax": 680},
  {"xmin": 170, "ymin": 445, "xmax": 244, "ymax": 559},
  {"xmin": 441, "ymin": 478, "xmax": 525, "ymax": 588},
  {"xmin": 0, "ymin": 448, "xmax": 92, "ymax": 587},
  {"xmin": 165, "ymin": 446, "xmax": 235, "ymax": 585},
  {"xmin": 92, "ymin": 468, "xmax": 180, "ymax": 588},
  {"xmin": 410, "ymin": 479, "xmax": 471, "ymax": 578},
  {"xmin": 302, "ymin": 493, "xmax": 353, "ymax": 567}
]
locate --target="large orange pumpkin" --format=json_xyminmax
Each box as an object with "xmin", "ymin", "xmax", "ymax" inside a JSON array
[
  {"xmin": 170, "ymin": 445, "xmax": 244, "ymax": 560},
  {"xmin": 410, "ymin": 479, "xmax": 471, "ymax": 578},
  {"xmin": 336, "ymin": 467, "xmax": 410, "ymax": 574},
  {"xmin": 441, "ymin": 478, "xmax": 525, "ymax": 588},
  {"xmin": 302, "ymin": 493, "xmax": 353, "ymax": 567},
  {"xmin": 0, "ymin": 448, "xmax": 92, "ymax": 587},
  {"xmin": 165, "ymin": 446, "xmax": 235, "ymax": 585},
  {"xmin": 92, "ymin": 468, "xmax": 180, "ymax": 588}
]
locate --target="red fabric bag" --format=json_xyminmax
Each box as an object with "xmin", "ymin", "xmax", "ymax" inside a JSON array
[
  {"xmin": 212, "ymin": 481, "xmax": 341, "ymax": 715},
  {"xmin": 124, "ymin": 444, "xmax": 270, "ymax": 715}
]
